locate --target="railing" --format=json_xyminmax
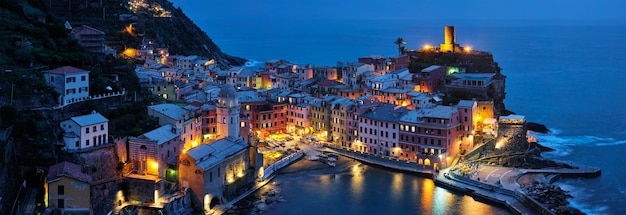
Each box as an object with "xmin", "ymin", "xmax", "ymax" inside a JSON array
[
  {"xmin": 446, "ymin": 170, "xmax": 554, "ymax": 215},
  {"xmin": 262, "ymin": 151, "xmax": 303, "ymax": 180},
  {"xmin": 321, "ymin": 143, "xmax": 434, "ymax": 174},
  {"xmin": 54, "ymin": 89, "xmax": 126, "ymax": 109}
]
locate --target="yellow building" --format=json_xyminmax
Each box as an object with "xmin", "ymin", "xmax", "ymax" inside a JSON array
[{"xmin": 46, "ymin": 161, "xmax": 93, "ymax": 213}]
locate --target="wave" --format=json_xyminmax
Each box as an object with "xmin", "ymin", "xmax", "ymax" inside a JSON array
[
  {"xmin": 552, "ymin": 182, "xmax": 610, "ymax": 215},
  {"xmin": 533, "ymin": 128, "xmax": 626, "ymax": 157}
]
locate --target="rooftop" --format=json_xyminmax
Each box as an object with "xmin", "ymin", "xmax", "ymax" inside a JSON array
[
  {"xmin": 187, "ymin": 138, "xmax": 248, "ymax": 170},
  {"xmin": 45, "ymin": 66, "xmax": 89, "ymax": 75},
  {"xmin": 400, "ymin": 105, "xmax": 458, "ymax": 123},
  {"xmin": 69, "ymin": 112, "xmax": 108, "ymax": 126},
  {"xmin": 457, "ymin": 100, "xmax": 476, "ymax": 108},
  {"xmin": 360, "ymin": 103, "xmax": 408, "ymax": 122},
  {"xmin": 48, "ymin": 161, "xmax": 93, "ymax": 184},
  {"xmin": 451, "ymin": 73, "xmax": 495, "ymax": 81},
  {"xmin": 149, "ymin": 104, "xmax": 188, "ymax": 120},
  {"xmin": 422, "ymin": 65, "xmax": 443, "ymax": 73},
  {"xmin": 140, "ymin": 124, "xmax": 179, "ymax": 145},
  {"xmin": 360, "ymin": 54, "xmax": 386, "ymax": 59}
]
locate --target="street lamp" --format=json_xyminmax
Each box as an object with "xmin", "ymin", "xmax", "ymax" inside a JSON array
[{"xmin": 438, "ymin": 154, "xmax": 444, "ymax": 168}]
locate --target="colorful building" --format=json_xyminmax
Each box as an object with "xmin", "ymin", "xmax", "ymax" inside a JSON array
[
  {"xmin": 178, "ymin": 84, "xmax": 262, "ymax": 211},
  {"xmin": 46, "ymin": 161, "xmax": 93, "ymax": 213},
  {"xmin": 356, "ymin": 103, "xmax": 408, "ymax": 156},
  {"xmin": 128, "ymin": 124, "xmax": 182, "ymax": 179}
]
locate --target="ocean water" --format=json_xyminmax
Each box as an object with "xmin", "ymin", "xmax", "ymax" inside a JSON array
[{"xmin": 189, "ymin": 17, "xmax": 626, "ymax": 214}]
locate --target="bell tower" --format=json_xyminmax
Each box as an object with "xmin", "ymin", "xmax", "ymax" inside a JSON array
[{"xmin": 216, "ymin": 84, "xmax": 240, "ymax": 140}]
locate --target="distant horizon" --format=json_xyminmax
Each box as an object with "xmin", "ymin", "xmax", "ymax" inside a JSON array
[
  {"xmin": 192, "ymin": 18, "xmax": 626, "ymax": 27},
  {"xmin": 170, "ymin": 0, "xmax": 626, "ymax": 27}
]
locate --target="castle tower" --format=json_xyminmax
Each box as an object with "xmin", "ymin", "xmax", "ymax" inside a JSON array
[
  {"xmin": 440, "ymin": 26, "xmax": 457, "ymax": 52},
  {"xmin": 216, "ymin": 83, "xmax": 240, "ymax": 140}
]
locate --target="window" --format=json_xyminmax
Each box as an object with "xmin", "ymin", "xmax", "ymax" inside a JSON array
[
  {"xmin": 101, "ymin": 124, "xmax": 104, "ymax": 130},
  {"xmin": 58, "ymin": 185, "xmax": 65, "ymax": 195},
  {"xmin": 85, "ymin": 127, "xmax": 90, "ymax": 134},
  {"xmin": 58, "ymin": 199, "xmax": 65, "ymax": 208},
  {"xmin": 93, "ymin": 126, "xmax": 97, "ymax": 132},
  {"xmin": 86, "ymin": 139, "xmax": 89, "ymax": 146},
  {"xmin": 81, "ymin": 75, "xmax": 86, "ymax": 81}
]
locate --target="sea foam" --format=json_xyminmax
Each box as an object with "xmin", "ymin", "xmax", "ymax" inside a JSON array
[{"xmin": 533, "ymin": 128, "xmax": 626, "ymax": 157}]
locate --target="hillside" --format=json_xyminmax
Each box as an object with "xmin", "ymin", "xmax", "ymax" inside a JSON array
[{"xmin": 0, "ymin": 0, "xmax": 246, "ymax": 69}]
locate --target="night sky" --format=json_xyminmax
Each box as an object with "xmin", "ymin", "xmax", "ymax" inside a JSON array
[{"xmin": 170, "ymin": 0, "xmax": 626, "ymax": 24}]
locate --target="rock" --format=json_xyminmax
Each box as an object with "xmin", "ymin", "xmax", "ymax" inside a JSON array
[
  {"xmin": 527, "ymin": 122, "xmax": 550, "ymax": 133},
  {"xmin": 256, "ymin": 203, "xmax": 268, "ymax": 210}
]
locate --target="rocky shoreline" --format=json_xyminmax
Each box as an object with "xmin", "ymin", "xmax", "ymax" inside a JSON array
[{"xmin": 521, "ymin": 183, "xmax": 585, "ymax": 215}]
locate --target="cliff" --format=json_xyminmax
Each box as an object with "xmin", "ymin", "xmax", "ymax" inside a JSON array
[
  {"xmin": 0, "ymin": 0, "xmax": 245, "ymax": 69},
  {"xmin": 408, "ymin": 50, "xmax": 507, "ymax": 116}
]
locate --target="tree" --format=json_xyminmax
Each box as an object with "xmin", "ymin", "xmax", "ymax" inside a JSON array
[{"xmin": 394, "ymin": 37, "xmax": 406, "ymax": 55}]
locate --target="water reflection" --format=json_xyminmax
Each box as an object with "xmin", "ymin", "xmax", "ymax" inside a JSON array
[
  {"xmin": 391, "ymin": 173, "xmax": 403, "ymax": 201},
  {"xmin": 350, "ymin": 164, "xmax": 364, "ymax": 199},
  {"xmin": 263, "ymin": 164, "xmax": 510, "ymax": 215}
]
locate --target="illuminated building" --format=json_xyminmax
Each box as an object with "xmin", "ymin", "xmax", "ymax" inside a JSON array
[
  {"xmin": 357, "ymin": 103, "xmax": 409, "ymax": 156},
  {"xmin": 342, "ymin": 62, "xmax": 374, "ymax": 89},
  {"xmin": 46, "ymin": 162, "xmax": 93, "ymax": 214},
  {"xmin": 414, "ymin": 65, "xmax": 447, "ymax": 93},
  {"xmin": 147, "ymin": 103, "xmax": 202, "ymax": 151},
  {"xmin": 178, "ymin": 84, "xmax": 263, "ymax": 211},
  {"xmin": 128, "ymin": 124, "xmax": 182, "ymax": 179},
  {"xmin": 330, "ymin": 98, "xmax": 357, "ymax": 146}
]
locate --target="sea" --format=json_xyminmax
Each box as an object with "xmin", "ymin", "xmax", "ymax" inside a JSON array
[{"xmin": 186, "ymin": 16, "xmax": 625, "ymax": 215}]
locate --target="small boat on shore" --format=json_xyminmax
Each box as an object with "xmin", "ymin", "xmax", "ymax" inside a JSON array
[
  {"xmin": 327, "ymin": 160, "xmax": 336, "ymax": 167},
  {"xmin": 305, "ymin": 155, "xmax": 320, "ymax": 161}
]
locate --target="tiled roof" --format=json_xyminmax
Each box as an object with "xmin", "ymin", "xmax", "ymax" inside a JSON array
[
  {"xmin": 70, "ymin": 112, "xmax": 108, "ymax": 126},
  {"xmin": 45, "ymin": 66, "xmax": 89, "ymax": 75},
  {"xmin": 360, "ymin": 103, "xmax": 408, "ymax": 122},
  {"xmin": 47, "ymin": 161, "xmax": 92, "ymax": 183},
  {"xmin": 140, "ymin": 124, "xmax": 179, "ymax": 145},
  {"xmin": 149, "ymin": 104, "xmax": 188, "ymax": 120},
  {"xmin": 457, "ymin": 100, "xmax": 476, "ymax": 108},
  {"xmin": 187, "ymin": 138, "xmax": 248, "ymax": 170},
  {"xmin": 73, "ymin": 25, "xmax": 104, "ymax": 35}
]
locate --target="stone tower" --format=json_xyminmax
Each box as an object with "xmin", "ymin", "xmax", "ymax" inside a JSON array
[
  {"xmin": 216, "ymin": 83, "xmax": 240, "ymax": 140},
  {"xmin": 440, "ymin": 26, "xmax": 457, "ymax": 52}
]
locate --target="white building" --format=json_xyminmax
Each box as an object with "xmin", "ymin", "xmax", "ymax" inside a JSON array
[
  {"xmin": 43, "ymin": 66, "xmax": 90, "ymax": 105},
  {"xmin": 60, "ymin": 111, "xmax": 109, "ymax": 150},
  {"xmin": 179, "ymin": 83, "xmax": 263, "ymax": 211},
  {"xmin": 148, "ymin": 104, "xmax": 202, "ymax": 150}
]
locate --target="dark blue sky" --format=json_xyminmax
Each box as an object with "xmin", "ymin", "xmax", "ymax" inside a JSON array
[{"xmin": 170, "ymin": 0, "xmax": 625, "ymax": 24}]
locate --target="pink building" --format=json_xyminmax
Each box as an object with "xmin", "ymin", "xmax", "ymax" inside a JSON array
[
  {"xmin": 128, "ymin": 124, "xmax": 182, "ymax": 179},
  {"xmin": 456, "ymin": 100, "xmax": 477, "ymax": 150},
  {"xmin": 397, "ymin": 102, "xmax": 476, "ymax": 169},
  {"xmin": 390, "ymin": 55, "xmax": 410, "ymax": 71},
  {"xmin": 414, "ymin": 65, "xmax": 447, "ymax": 93},
  {"xmin": 286, "ymin": 102, "xmax": 312, "ymax": 136},
  {"xmin": 356, "ymin": 103, "xmax": 408, "ymax": 156},
  {"xmin": 72, "ymin": 25, "xmax": 105, "ymax": 53}
]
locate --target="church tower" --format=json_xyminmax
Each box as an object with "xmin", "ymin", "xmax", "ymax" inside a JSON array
[{"xmin": 216, "ymin": 83, "xmax": 240, "ymax": 140}]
